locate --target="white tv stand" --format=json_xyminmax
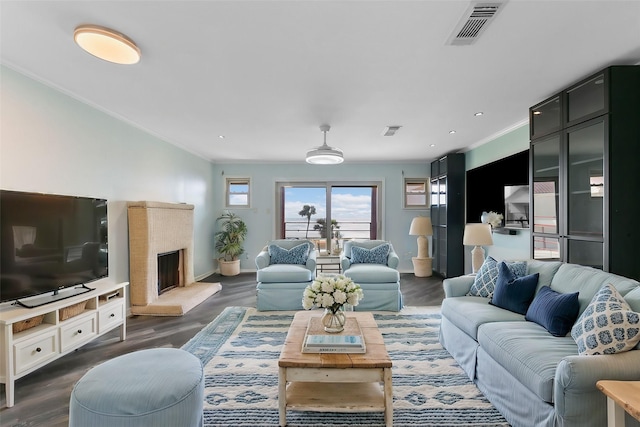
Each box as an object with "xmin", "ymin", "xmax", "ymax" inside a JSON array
[{"xmin": 0, "ymin": 280, "xmax": 128, "ymax": 407}]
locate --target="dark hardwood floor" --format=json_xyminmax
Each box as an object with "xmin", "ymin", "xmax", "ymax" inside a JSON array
[{"xmin": 0, "ymin": 273, "xmax": 444, "ymax": 427}]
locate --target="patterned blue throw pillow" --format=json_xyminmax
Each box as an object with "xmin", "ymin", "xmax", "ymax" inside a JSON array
[
  {"xmin": 525, "ymin": 286, "xmax": 580, "ymax": 337},
  {"xmin": 268, "ymin": 242, "xmax": 310, "ymax": 265},
  {"xmin": 467, "ymin": 257, "xmax": 527, "ymax": 298},
  {"xmin": 350, "ymin": 243, "xmax": 390, "ymax": 265},
  {"xmin": 571, "ymin": 283, "xmax": 640, "ymax": 355},
  {"xmin": 489, "ymin": 261, "xmax": 539, "ymax": 315}
]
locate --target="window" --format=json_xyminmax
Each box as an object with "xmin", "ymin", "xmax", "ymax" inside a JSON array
[
  {"xmin": 403, "ymin": 178, "xmax": 429, "ymax": 209},
  {"xmin": 225, "ymin": 178, "xmax": 250, "ymax": 208},
  {"xmin": 276, "ymin": 181, "xmax": 382, "ymax": 254}
]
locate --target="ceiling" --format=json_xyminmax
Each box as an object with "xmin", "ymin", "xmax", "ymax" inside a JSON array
[{"xmin": 2, "ymin": 1, "xmax": 639, "ymax": 164}]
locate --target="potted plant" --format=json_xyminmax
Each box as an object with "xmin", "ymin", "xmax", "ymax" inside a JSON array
[{"xmin": 214, "ymin": 211, "xmax": 247, "ymax": 276}]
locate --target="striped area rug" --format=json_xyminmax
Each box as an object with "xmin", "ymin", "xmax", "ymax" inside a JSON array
[{"xmin": 181, "ymin": 306, "xmax": 509, "ymax": 427}]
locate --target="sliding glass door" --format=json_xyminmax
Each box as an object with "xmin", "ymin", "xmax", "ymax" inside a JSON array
[{"xmin": 277, "ymin": 182, "xmax": 382, "ymax": 254}]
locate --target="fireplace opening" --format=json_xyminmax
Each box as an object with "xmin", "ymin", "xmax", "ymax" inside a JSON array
[{"xmin": 158, "ymin": 250, "xmax": 182, "ymax": 295}]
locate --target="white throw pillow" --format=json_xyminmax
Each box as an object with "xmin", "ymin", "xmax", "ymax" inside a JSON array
[{"xmin": 571, "ymin": 283, "xmax": 640, "ymax": 355}]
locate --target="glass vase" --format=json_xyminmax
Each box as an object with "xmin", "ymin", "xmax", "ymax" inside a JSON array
[{"xmin": 321, "ymin": 307, "xmax": 346, "ymax": 333}]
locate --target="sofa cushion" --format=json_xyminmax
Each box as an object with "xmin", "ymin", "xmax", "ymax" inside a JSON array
[
  {"xmin": 478, "ymin": 321, "xmax": 579, "ymax": 403},
  {"xmin": 350, "ymin": 243, "xmax": 390, "ymax": 264},
  {"xmin": 268, "ymin": 242, "xmax": 310, "ymax": 265},
  {"xmin": 550, "ymin": 264, "xmax": 640, "ymax": 316},
  {"xmin": 525, "ymin": 286, "xmax": 580, "ymax": 337},
  {"xmin": 571, "ymin": 283, "xmax": 640, "ymax": 355},
  {"xmin": 256, "ymin": 264, "xmax": 313, "ymax": 283},
  {"xmin": 468, "ymin": 257, "xmax": 527, "ymax": 298},
  {"xmin": 343, "ymin": 263, "xmax": 399, "ymax": 283},
  {"xmin": 526, "ymin": 260, "xmax": 563, "ymax": 291},
  {"xmin": 441, "ymin": 296, "xmax": 524, "ymax": 340},
  {"xmin": 490, "ymin": 262, "xmax": 539, "ymax": 315}
]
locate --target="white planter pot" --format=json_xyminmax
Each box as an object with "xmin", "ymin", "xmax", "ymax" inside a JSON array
[{"xmin": 219, "ymin": 259, "xmax": 241, "ymax": 276}]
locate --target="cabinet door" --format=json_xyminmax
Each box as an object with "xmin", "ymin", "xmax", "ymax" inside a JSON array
[
  {"xmin": 430, "ymin": 179, "xmax": 439, "ymax": 225},
  {"xmin": 532, "ymin": 134, "xmax": 561, "ymax": 260},
  {"xmin": 532, "ymin": 134, "xmax": 561, "ymax": 236},
  {"xmin": 530, "ymin": 95, "xmax": 562, "ymax": 139},
  {"xmin": 430, "ymin": 161, "xmax": 439, "ymax": 179},
  {"xmin": 566, "ymin": 118, "xmax": 605, "ymax": 239},
  {"xmin": 437, "ymin": 229, "xmax": 447, "ymax": 277},
  {"xmin": 439, "ymin": 177, "xmax": 447, "ymax": 226},
  {"xmin": 567, "ymin": 239, "xmax": 604, "ymax": 270},
  {"xmin": 566, "ymin": 72, "xmax": 606, "ymax": 126}
]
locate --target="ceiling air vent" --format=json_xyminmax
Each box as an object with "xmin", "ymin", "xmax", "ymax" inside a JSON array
[{"xmin": 447, "ymin": 2, "xmax": 505, "ymax": 46}]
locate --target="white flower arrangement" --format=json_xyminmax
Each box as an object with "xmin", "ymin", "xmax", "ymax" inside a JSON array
[
  {"xmin": 302, "ymin": 275, "xmax": 364, "ymax": 313},
  {"xmin": 485, "ymin": 211, "xmax": 504, "ymax": 228}
]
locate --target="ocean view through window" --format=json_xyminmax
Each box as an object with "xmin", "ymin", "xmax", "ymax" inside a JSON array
[{"xmin": 277, "ymin": 182, "xmax": 381, "ymax": 253}]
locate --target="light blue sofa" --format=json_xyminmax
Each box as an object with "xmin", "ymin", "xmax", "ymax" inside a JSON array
[
  {"xmin": 340, "ymin": 240, "xmax": 403, "ymax": 311},
  {"xmin": 439, "ymin": 260, "xmax": 640, "ymax": 427},
  {"xmin": 255, "ymin": 239, "xmax": 317, "ymax": 311}
]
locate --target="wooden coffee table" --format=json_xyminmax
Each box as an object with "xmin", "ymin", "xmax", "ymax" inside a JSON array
[{"xmin": 278, "ymin": 310, "xmax": 392, "ymax": 426}]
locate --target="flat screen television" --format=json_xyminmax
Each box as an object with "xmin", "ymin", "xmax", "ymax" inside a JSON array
[{"xmin": 0, "ymin": 190, "xmax": 108, "ymax": 307}]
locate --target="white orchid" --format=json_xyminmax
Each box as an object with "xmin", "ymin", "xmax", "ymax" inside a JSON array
[{"xmin": 302, "ymin": 275, "xmax": 363, "ymax": 313}]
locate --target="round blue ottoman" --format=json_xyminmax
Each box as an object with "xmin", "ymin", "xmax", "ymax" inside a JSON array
[{"xmin": 69, "ymin": 348, "xmax": 204, "ymax": 427}]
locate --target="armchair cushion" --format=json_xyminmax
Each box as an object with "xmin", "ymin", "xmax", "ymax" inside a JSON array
[
  {"xmin": 268, "ymin": 242, "xmax": 310, "ymax": 265},
  {"xmin": 343, "ymin": 264, "xmax": 400, "ymax": 284},
  {"xmin": 350, "ymin": 243, "xmax": 390, "ymax": 265}
]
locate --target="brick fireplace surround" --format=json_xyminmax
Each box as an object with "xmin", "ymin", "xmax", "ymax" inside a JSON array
[{"xmin": 127, "ymin": 201, "xmax": 221, "ymax": 316}]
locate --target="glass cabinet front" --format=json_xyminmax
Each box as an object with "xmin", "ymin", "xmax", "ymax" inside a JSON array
[{"xmin": 567, "ymin": 119, "xmax": 605, "ymax": 238}]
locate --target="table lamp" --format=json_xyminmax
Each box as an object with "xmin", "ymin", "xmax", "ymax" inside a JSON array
[
  {"xmin": 409, "ymin": 216, "xmax": 433, "ymax": 277},
  {"xmin": 463, "ymin": 223, "xmax": 493, "ymax": 273}
]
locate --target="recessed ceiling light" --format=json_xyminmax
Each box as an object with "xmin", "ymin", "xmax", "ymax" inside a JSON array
[
  {"xmin": 430, "ymin": 144, "xmax": 436, "ymax": 147},
  {"xmin": 218, "ymin": 135, "xmax": 225, "ymax": 139},
  {"xmin": 474, "ymin": 112, "xmax": 484, "ymax": 116},
  {"xmin": 449, "ymin": 130, "xmax": 456, "ymax": 134},
  {"xmin": 74, "ymin": 24, "xmax": 141, "ymax": 64}
]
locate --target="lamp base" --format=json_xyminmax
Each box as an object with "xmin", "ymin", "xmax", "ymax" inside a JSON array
[
  {"xmin": 411, "ymin": 257, "xmax": 433, "ymax": 277},
  {"xmin": 471, "ymin": 246, "xmax": 486, "ymax": 273}
]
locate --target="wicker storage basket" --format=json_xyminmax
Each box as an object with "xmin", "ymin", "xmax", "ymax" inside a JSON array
[
  {"xmin": 59, "ymin": 300, "xmax": 88, "ymax": 321},
  {"xmin": 12, "ymin": 315, "xmax": 45, "ymax": 333}
]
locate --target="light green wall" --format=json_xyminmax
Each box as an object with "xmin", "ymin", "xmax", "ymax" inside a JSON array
[
  {"xmin": 211, "ymin": 162, "xmax": 429, "ymax": 272},
  {"xmin": 464, "ymin": 124, "xmax": 531, "ymax": 270},
  {"xmin": 465, "ymin": 125, "xmax": 530, "ymax": 171},
  {"xmin": 0, "ymin": 65, "xmax": 218, "ymax": 283}
]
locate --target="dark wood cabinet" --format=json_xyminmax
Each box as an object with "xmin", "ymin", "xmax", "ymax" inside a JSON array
[
  {"xmin": 530, "ymin": 65, "xmax": 640, "ymax": 280},
  {"xmin": 430, "ymin": 153, "xmax": 465, "ymax": 278}
]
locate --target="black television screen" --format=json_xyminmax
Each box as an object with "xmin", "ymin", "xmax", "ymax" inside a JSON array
[{"xmin": 0, "ymin": 190, "xmax": 108, "ymax": 307}]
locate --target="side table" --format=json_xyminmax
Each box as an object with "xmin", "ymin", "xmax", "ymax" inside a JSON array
[
  {"xmin": 596, "ymin": 380, "xmax": 640, "ymax": 427},
  {"xmin": 316, "ymin": 255, "xmax": 341, "ymax": 275}
]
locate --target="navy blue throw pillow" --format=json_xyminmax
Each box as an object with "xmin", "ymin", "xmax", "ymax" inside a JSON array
[
  {"xmin": 525, "ymin": 286, "xmax": 580, "ymax": 337},
  {"xmin": 490, "ymin": 261, "xmax": 539, "ymax": 315}
]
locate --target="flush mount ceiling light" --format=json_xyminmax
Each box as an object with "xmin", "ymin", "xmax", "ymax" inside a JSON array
[
  {"xmin": 305, "ymin": 124, "xmax": 344, "ymax": 165},
  {"xmin": 74, "ymin": 24, "xmax": 141, "ymax": 64}
]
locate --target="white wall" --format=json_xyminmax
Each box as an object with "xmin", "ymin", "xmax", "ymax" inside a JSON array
[{"xmin": 0, "ymin": 65, "xmax": 218, "ymax": 284}]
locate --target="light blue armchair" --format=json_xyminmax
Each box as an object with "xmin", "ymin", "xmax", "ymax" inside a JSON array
[
  {"xmin": 255, "ymin": 239, "xmax": 317, "ymax": 310},
  {"xmin": 341, "ymin": 240, "xmax": 403, "ymax": 311}
]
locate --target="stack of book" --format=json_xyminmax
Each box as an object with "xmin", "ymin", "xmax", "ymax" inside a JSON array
[{"xmin": 302, "ymin": 316, "xmax": 366, "ymax": 353}]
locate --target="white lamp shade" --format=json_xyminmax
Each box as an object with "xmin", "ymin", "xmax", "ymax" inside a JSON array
[
  {"xmin": 463, "ymin": 223, "xmax": 493, "ymax": 246},
  {"xmin": 409, "ymin": 216, "xmax": 433, "ymax": 236}
]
